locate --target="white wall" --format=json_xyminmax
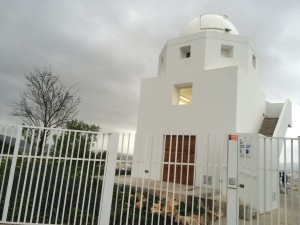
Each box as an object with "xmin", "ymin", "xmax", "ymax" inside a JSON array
[
  {"xmin": 266, "ymin": 101, "xmax": 284, "ymax": 118},
  {"xmin": 273, "ymin": 99, "xmax": 292, "ymax": 138},
  {"xmin": 136, "ymin": 66, "xmax": 239, "ymax": 135},
  {"xmin": 236, "ymin": 68, "xmax": 265, "ymax": 133}
]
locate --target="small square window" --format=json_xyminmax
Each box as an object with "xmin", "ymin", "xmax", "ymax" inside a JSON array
[
  {"xmin": 180, "ymin": 46, "xmax": 191, "ymax": 58},
  {"xmin": 221, "ymin": 45, "xmax": 233, "ymax": 58},
  {"xmin": 252, "ymin": 54, "xmax": 256, "ymax": 68},
  {"xmin": 173, "ymin": 83, "xmax": 192, "ymax": 105}
]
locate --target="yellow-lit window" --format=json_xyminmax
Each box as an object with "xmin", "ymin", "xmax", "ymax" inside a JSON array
[{"xmin": 173, "ymin": 84, "xmax": 192, "ymax": 105}]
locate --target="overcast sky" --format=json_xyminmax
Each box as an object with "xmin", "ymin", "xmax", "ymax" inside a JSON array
[{"xmin": 1, "ymin": 0, "xmax": 300, "ymax": 134}]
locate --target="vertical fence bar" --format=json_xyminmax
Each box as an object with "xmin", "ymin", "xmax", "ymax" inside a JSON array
[
  {"xmin": 131, "ymin": 137, "xmax": 140, "ymax": 225},
  {"xmin": 17, "ymin": 129, "xmax": 36, "ymax": 222},
  {"xmin": 0, "ymin": 127, "xmax": 14, "ymax": 210},
  {"xmin": 150, "ymin": 135, "xmax": 158, "ymax": 225},
  {"xmin": 78, "ymin": 134, "xmax": 93, "ymax": 225},
  {"xmin": 84, "ymin": 134, "xmax": 99, "ymax": 225},
  {"xmin": 277, "ymin": 139, "xmax": 280, "ymax": 225},
  {"xmin": 204, "ymin": 135, "xmax": 209, "ymax": 225},
  {"xmin": 188, "ymin": 135, "xmax": 192, "ymax": 221},
  {"xmin": 35, "ymin": 129, "xmax": 52, "ymax": 223},
  {"xmin": 11, "ymin": 128, "xmax": 29, "ymax": 220},
  {"xmin": 49, "ymin": 130, "xmax": 65, "ymax": 223},
  {"xmin": 54, "ymin": 131, "xmax": 71, "ymax": 224},
  {"xmin": 43, "ymin": 129, "xmax": 60, "ymax": 224},
  {"xmin": 185, "ymin": 135, "xmax": 192, "ymax": 224},
  {"xmin": 242, "ymin": 137, "xmax": 246, "ymax": 225},
  {"xmin": 131, "ymin": 134, "xmax": 141, "ymax": 225},
  {"xmin": 25, "ymin": 128, "xmax": 41, "ymax": 222},
  {"xmin": 270, "ymin": 138, "xmax": 273, "ymax": 225},
  {"xmin": 112, "ymin": 134, "xmax": 124, "ymax": 225},
  {"xmin": 196, "ymin": 134, "xmax": 202, "ymax": 225},
  {"xmin": 73, "ymin": 134, "xmax": 89, "ymax": 225},
  {"xmin": 2, "ymin": 126, "xmax": 22, "ymax": 221},
  {"xmin": 125, "ymin": 134, "xmax": 138, "ymax": 225},
  {"xmin": 157, "ymin": 135, "xmax": 167, "ymax": 225},
  {"xmin": 256, "ymin": 136, "xmax": 260, "ymax": 225},
  {"xmin": 218, "ymin": 134, "xmax": 223, "ymax": 225},
  {"xmin": 138, "ymin": 134, "xmax": 148, "ymax": 225},
  {"xmin": 250, "ymin": 137, "xmax": 253, "ymax": 225},
  {"xmin": 211, "ymin": 135, "xmax": 217, "ymax": 225},
  {"xmin": 144, "ymin": 134, "xmax": 153, "ymax": 225},
  {"xmin": 283, "ymin": 139, "xmax": 287, "ymax": 225},
  {"xmin": 119, "ymin": 134, "xmax": 131, "ymax": 225},
  {"xmin": 0, "ymin": 126, "xmax": 8, "ymax": 165},
  {"xmin": 191, "ymin": 135, "xmax": 197, "ymax": 225},
  {"xmin": 227, "ymin": 134, "xmax": 238, "ymax": 225},
  {"xmin": 163, "ymin": 134, "xmax": 173, "ymax": 225},
  {"xmin": 263, "ymin": 137, "xmax": 266, "ymax": 225},
  {"xmin": 291, "ymin": 140, "xmax": 294, "ymax": 225},
  {"xmin": 67, "ymin": 133, "xmax": 82, "ymax": 225},
  {"xmin": 171, "ymin": 135, "xmax": 179, "ymax": 225},
  {"xmin": 92, "ymin": 134, "xmax": 106, "ymax": 225},
  {"xmin": 178, "ymin": 135, "xmax": 184, "ymax": 225},
  {"xmin": 98, "ymin": 133, "xmax": 119, "ymax": 225},
  {"xmin": 29, "ymin": 129, "xmax": 48, "ymax": 223},
  {"xmin": 61, "ymin": 131, "xmax": 78, "ymax": 224},
  {"xmin": 298, "ymin": 136, "xmax": 300, "ymax": 225}
]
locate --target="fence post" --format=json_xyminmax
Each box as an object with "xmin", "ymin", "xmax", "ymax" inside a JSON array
[
  {"xmin": 2, "ymin": 126, "xmax": 22, "ymax": 221},
  {"xmin": 98, "ymin": 133, "xmax": 119, "ymax": 225},
  {"xmin": 227, "ymin": 134, "xmax": 239, "ymax": 225}
]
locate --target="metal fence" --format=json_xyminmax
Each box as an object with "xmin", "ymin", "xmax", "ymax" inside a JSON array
[
  {"xmin": 0, "ymin": 125, "xmax": 299, "ymax": 225},
  {"xmin": 0, "ymin": 125, "xmax": 109, "ymax": 225}
]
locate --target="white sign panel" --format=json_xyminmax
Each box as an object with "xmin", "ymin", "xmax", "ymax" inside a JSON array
[{"xmin": 239, "ymin": 139, "xmax": 251, "ymax": 158}]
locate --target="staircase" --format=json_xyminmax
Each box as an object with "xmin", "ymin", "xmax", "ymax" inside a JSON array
[{"xmin": 259, "ymin": 117, "xmax": 279, "ymax": 137}]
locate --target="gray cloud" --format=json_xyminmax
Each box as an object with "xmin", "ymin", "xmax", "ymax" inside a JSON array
[{"xmin": 1, "ymin": 0, "xmax": 300, "ymax": 134}]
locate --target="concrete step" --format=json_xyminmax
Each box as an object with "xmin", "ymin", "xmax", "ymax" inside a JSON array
[{"xmin": 259, "ymin": 117, "xmax": 279, "ymax": 137}]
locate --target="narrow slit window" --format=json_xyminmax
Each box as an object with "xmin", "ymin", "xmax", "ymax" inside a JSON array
[
  {"xmin": 252, "ymin": 54, "xmax": 256, "ymax": 68},
  {"xmin": 160, "ymin": 57, "xmax": 164, "ymax": 70}
]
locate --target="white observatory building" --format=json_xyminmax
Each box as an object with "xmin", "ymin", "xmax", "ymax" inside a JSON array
[{"xmin": 132, "ymin": 14, "xmax": 292, "ymax": 212}]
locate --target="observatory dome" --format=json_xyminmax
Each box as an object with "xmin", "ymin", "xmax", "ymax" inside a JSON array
[{"xmin": 181, "ymin": 14, "xmax": 239, "ymax": 36}]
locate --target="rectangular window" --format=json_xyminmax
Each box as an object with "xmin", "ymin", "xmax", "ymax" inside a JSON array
[
  {"xmin": 180, "ymin": 46, "xmax": 191, "ymax": 58},
  {"xmin": 221, "ymin": 45, "xmax": 233, "ymax": 58},
  {"xmin": 173, "ymin": 83, "xmax": 192, "ymax": 105}
]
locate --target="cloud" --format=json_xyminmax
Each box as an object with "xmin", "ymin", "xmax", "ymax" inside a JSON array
[{"xmin": 1, "ymin": 0, "xmax": 300, "ymax": 133}]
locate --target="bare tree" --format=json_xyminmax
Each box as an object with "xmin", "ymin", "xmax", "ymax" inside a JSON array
[{"xmin": 9, "ymin": 67, "xmax": 80, "ymax": 153}]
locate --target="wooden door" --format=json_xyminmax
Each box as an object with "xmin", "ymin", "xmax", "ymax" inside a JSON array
[{"xmin": 162, "ymin": 135, "xmax": 195, "ymax": 185}]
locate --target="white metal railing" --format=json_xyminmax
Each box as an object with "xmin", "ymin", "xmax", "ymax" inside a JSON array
[
  {"xmin": 0, "ymin": 125, "xmax": 110, "ymax": 225},
  {"xmin": 233, "ymin": 135, "xmax": 300, "ymax": 225},
  {"xmin": 0, "ymin": 125, "xmax": 299, "ymax": 225}
]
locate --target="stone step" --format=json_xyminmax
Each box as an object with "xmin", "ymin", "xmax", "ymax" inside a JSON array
[{"xmin": 259, "ymin": 117, "xmax": 279, "ymax": 137}]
